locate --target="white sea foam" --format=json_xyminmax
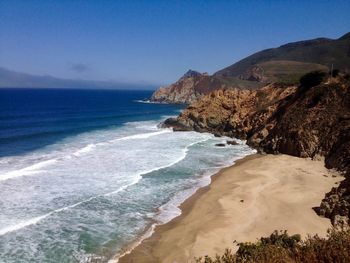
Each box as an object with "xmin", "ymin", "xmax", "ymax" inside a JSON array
[
  {"xmin": 0, "ymin": 135, "xmax": 210, "ymax": 237},
  {"xmin": 0, "ymin": 214, "xmax": 48, "ymax": 236},
  {"xmin": 111, "ymin": 129, "xmax": 172, "ymax": 142},
  {"xmin": 105, "ymin": 136, "xmax": 210, "ymax": 197},
  {"xmin": 0, "ymin": 129, "xmax": 173, "ymax": 182},
  {"xmin": 0, "ymin": 115, "xmax": 256, "ymax": 263},
  {"xmin": 133, "ymin": 100, "xmax": 164, "ymax": 104},
  {"xmin": 0, "ymin": 177, "xmax": 144, "ymax": 236},
  {"xmin": 73, "ymin": 144, "xmax": 96, "ymax": 156},
  {"xmin": 105, "ymin": 136, "xmax": 209, "ymax": 197},
  {"xmin": 114, "ymin": 143, "xmax": 255, "ymax": 262},
  {"xmin": 0, "ymin": 159, "xmax": 57, "ymax": 181},
  {"xmin": 154, "ymin": 167, "xmax": 225, "ymax": 225},
  {"xmin": 0, "ymin": 185, "xmax": 130, "ymax": 236}
]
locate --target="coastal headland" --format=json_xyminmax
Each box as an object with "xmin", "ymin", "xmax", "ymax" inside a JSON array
[{"xmin": 118, "ymin": 32, "xmax": 350, "ymax": 262}]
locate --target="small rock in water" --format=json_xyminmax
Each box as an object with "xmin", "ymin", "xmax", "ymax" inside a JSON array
[
  {"xmin": 215, "ymin": 143, "xmax": 226, "ymax": 147},
  {"xmin": 227, "ymin": 140, "xmax": 239, "ymax": 145}
]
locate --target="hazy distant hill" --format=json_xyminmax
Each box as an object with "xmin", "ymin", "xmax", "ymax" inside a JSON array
[
  {"xmin": 215, "ymin": 32, "xmax": 350, "ymax": 83},
  {"xmin": 0, "ymin": 67, "xmax": 153, "ymax": 90}
]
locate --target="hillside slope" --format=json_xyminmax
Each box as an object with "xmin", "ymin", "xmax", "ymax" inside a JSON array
[{"xmin": 215, "ymin": 32, "xmax": 350, "ymax": 81}]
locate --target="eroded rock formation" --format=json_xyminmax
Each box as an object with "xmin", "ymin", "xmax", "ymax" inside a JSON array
[
  {"xmin": 151, "ymin": 70, "xmax": 226, "ymax": 104},
  {"xmin": 164, "ymin": 84, "xmax": 296, "ymax": 138}
]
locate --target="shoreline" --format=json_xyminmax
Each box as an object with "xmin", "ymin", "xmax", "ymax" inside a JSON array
[
  {"xmin": 115, "ymin": 155, "xmax": 258, "ymax": 263},
  {"xmin": 112, "ymin": 153, "xmax": 254, "ymax": 262},
  {"xmin": 117, "ymin": 154, "xmax": 340, "ymax": 263}
]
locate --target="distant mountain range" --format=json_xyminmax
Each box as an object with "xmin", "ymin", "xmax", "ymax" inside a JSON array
[{"xmin": 0, "ymin": 67, "xmax": 154, "ymax": 90}]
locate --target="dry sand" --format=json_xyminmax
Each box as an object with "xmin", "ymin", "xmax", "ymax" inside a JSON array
[{"xmin": 118, "ymin": 154, "xmax": 340, "ymax": 263}]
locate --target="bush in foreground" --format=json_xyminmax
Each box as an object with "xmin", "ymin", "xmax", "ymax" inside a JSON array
[{"xmin": 195, "ymin": 229, "xmax": 350, "ymax": 263}]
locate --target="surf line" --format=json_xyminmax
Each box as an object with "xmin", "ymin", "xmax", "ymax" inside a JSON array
[
  {"xmin": 0, "ymin": 137, "xmax": 210, "ymax": 236},
  {"xmin": 0, "ymin": 129, "xmax": 172, "ymax": 182}
]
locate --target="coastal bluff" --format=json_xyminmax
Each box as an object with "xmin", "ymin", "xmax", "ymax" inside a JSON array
[{"xmin": 162, "ymin": 74, "xmax": 350, "ymax": 226}]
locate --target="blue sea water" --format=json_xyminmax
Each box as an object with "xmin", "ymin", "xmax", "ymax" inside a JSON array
[
  {"xmin": 0, "ymin": 88, "xmax": 180, "ymax": 157},
  {"xmin": 0, "ymin": 88, "xmax": 255, "ymax": 262}
]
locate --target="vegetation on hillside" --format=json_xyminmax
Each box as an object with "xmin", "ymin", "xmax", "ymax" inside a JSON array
[
  {"xmin": 299, "ymin": 70, "xmax": 327, "ymax": 89},
  {"xmin": 260, "ymin": 60, "xmax": 328, "ymax": 85},
  {"xmin": 195, "ymin": 228, "xmax": 350, "ymax": 263},
  {"xmin": 215, "ymin": 32, "xmax": 350, "ymax": 78}
]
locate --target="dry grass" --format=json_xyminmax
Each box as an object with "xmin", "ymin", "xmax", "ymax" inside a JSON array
[{"xmin": 195, "ymin": 228, "xmax": 350, "ymax": 263}]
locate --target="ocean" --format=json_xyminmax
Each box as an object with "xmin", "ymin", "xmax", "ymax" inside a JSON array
[{"xmin": 0, "ymin": 88, "xmax": 255, "ymax": 262}]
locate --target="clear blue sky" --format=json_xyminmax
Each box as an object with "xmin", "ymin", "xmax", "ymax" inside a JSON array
[{"xmin": 1, "ymin": 0, "xmax": 349, "ymax": 85}]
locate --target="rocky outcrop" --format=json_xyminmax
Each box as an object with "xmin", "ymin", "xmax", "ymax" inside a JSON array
[
  {"xmin": 163, "ymin": 75, "xmax": 350, "ymax": 226},
  {"xmin": 150, "ymin": 70, "xmax": 227, "ymax": 104},
  {"xmin": 317, "ymin": 176, "xmax": 350, "ymax": 226},
  {"xmin": 163, "ymin": 84, "xmax": 296, "ymax": 139},
  {"xmin": 179, "ymin": 69, "xmax": 203, "ymax": 79},
  {"xmin": 239, "ymin": 65, "xmax": 266, "ymax": 82}
]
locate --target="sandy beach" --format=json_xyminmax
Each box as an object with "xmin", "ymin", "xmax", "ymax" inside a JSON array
[{"xmin": 118, "ymin": 154, "xmax": 341, "ymax": 263}]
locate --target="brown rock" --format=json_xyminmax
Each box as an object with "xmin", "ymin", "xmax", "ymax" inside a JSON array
[{"xmin": 150, "ymin": 70, "xmax": 227, "ymax": 104}]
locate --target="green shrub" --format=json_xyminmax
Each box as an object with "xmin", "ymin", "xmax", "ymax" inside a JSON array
[
  {"xmin": 195, "ymin": 228, "xmax": 350, "ymax": 263},
  {"xmin": 299, "ymin": 71, "xmax": 327, "ymax": 89},
  {"xmin": 260, "ymin": 230, "xmax": 301, "ymax": 248}
]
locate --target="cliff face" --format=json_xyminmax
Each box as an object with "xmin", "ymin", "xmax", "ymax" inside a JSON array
[
  {"xmin": 151, "ymin": 70, "xmax": 227, "ymax": 104},
  {"xmin": 163, "ymin": 76, "xmax": 350, "ymax": 226},
  {"xmin": 166, "ymin": 84, "xmax": 296, "ymax": 138}
]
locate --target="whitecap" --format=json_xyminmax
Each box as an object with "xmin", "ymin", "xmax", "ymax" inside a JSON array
[
  {"xmin": 110, "ymin": 129, "xmax": 172, "ymax": 142},
  {"xmin": 0, "ymin": 159, "xmax": 57, "ymax": 181},
  {"xmin": 0, "ymin": 214, "xmax": 48, "ymax": 236},
  {"xmin": 73, "ymin": 144, "xmax": 96, "ymax": 157}
]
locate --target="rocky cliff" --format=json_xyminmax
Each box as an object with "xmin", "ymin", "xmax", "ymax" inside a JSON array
[
  {"xmin": 163, "ymin": 74, "xmax": 350, "ymax": 226},
  {"xmin": 150, "ymin": 70, "xmax": 228, "ymax": 104},
  {"xmin": 164, "ymin": 84, "xmax": 296, "ymax": 137}
]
